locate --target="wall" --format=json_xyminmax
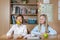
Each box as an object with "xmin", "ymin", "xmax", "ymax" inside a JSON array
[
  {"xmin": 50, "ymin": 0, "xmax": 60, "ymax": 34},
  {"xmin": 0, "ymin": 0, "xmax": 10, "ymax": 35}
]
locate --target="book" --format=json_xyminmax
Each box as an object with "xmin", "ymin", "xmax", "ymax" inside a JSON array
[
  {"xmin": 12, "ymin": 5, "xmax": 16, "ymax": 14},
  {"xmin": 15, "ymin": 6, "xmax": 20, "ymax": 14},
  {"xmin": 28, "ymin": 18, "xmax": 37, "ymax": 24},
  {"xmin": 12, "ymin": 5, "xmax": 28, "ymax": 15},
  {"xmin": 11, "ymin": 15, "xmax": 16, "ymax": 24}
]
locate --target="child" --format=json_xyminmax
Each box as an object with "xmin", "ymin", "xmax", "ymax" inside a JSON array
[
  {"xmin": 6, "ymin": 14, "xmax": 27, "ymax": 39},
  {"xmin": 31, "ymin": 14, "xmax": 57, "ymax": 36}
]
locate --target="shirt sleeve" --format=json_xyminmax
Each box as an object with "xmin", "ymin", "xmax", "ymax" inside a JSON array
[
  {"xmin": 31, "ymin": 25, "xmax": 41, "ymax": 35},
  {"xmin": 6, "ymin": 25, "xmax": 15, "ymax": 36},
  {"xmin": 22, "ymin": 25, "xmax": 27, "ymax": 36},
  {"xmin": 48, "ymin": 26, "xmax": 57, "ymax": 35}
]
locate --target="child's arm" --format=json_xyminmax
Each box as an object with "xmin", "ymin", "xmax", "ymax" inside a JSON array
[
  {"xmin": 22, "ymin": 25, "xmax": 27, "ymax": 36},
  {"xmin": 31, "ymin": 25, "xmax": 41, "ymax": 35},
  {"xmin": 6, "ymin": 25, "xmax": 15, "ymax": 38},
  {"xmin": 48, "ymin": 26, "xmax": 57, "ymax": 35},
  {"xmin": 17, "ymin": 25, "xmax": 27, "ymax": 39}
]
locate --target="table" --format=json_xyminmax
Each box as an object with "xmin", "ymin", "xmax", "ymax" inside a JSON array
[
  {"xmin": 0, "ymin": 37, "xmax": 58, "ymax": 40},
  {"xmin": 0, "ymin": 35, "xmax": 58, "ymax": 40},
  {"xmin": 27, "ymin": 35, "xmax": 58, "ymax": 40},
  {"xmin": 43, "ymin": 35, "xmax": 58, "ymax": 40}
]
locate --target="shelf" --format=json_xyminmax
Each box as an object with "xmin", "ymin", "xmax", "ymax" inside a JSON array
[
  {"xmin": 11, "ymin": 3, "xmax": 37, "ymax": 6},
  {"xmin": 10, "ymin": 0, "xmax": 38, "ymax": 26},
  {"xmin": 11, "ymin": 14, "xmax": 38, "ymax": 16},
  {"xmin": 24, "ymin": 24, "xmax": 38, "ymax": 25},
  {"xmin": 10, "ymin": 24, "xmax": 37, "ymax": 26}
]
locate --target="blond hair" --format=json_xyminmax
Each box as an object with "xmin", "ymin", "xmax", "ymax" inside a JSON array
[{"xmin": 38, "ymin": 14, "xmax": 49, "ymax": 33}]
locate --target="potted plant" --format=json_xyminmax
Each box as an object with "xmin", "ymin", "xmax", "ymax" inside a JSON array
[
  {"xmin": 21, "ymin": 0, "xmax": 27, "ymax": 4},
  {"xmin": 36, "ymin": 0, "xmax": 39, "ymax": 3}
]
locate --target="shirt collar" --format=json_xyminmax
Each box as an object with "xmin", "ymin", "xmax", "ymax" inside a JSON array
[{"xmin": 16, "ymin": 24, "xmax": 23, "ymax": 27}]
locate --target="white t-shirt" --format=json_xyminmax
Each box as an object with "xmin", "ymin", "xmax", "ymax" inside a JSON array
[{"xmin": 6, "ymin": 24, "xmax": 27, "ymax": 37}]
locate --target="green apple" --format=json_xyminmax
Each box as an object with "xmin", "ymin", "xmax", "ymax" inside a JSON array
[{"xmin": 43, "ymin": 33, "xmax": 48, "ymax": 38}]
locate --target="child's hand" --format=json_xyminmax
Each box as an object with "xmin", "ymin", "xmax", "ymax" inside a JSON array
[
  {"xmin": 40, "ymin": 33, "xmax": 49, "ymax": 39},
  {"xmin": 17, "ymin": 36, "xmax": 23, "ymax": 39}
]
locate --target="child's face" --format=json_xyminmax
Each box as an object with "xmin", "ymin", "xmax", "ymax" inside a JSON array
[
  {"xmin": 16, "ymin": 16, "xmax": 22, "ymax": 23},
  {"xmin": 40, "ymin": 16, "xmax": 46, "ymax": 24}
]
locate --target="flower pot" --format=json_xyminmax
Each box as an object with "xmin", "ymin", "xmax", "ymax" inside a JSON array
[{"xmin": 22, "ymin": 1, "xmax": 26, "ymax": 4}]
